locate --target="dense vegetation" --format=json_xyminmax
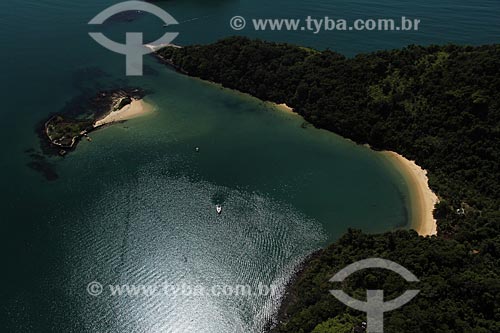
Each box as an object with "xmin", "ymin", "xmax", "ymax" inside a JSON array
[
  {"xmin": 45, "ymin": 115, "xmax": 91, "ymax": 147},
  {"xmin": 41, "ymin": 88, "xmax": 144, "ymax": 151},
  {"xmin": 157, "ymin": 38, "xmax": 500, "ymax": 332},
  {"xmin": 276, "ymin": 229, "xmax": 500, "ymax": 333}
]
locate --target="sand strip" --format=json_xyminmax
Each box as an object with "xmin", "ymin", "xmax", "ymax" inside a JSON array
[
  {"xmin": 146, "ymin": 43, "xmax": 182, "ymax": 52},
  {"xmin": 94, "ymin": 99, "xmax": 153, "ymax": 128},
  {"xmin": 382, "ymin": 151, "xmax": 439, "ymax": 236},
  {"xmin": 275, "ymin": 103, "xmax": 295, "ymax": 113},
  {"xmin": 269, "ymin": 102, "xmax": 438, "ymax": 236}
]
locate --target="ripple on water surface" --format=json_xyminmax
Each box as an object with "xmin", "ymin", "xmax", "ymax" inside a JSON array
[{"xmin": 68, "ymin": 161, "xmax": 325, "ymax": 332}]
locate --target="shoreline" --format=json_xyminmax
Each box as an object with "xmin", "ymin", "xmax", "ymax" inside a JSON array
[
  {"xmin": 155, "ymin": 51, "xmax": 439, "ymax": 236},
  {"xmin": 145, "ymin": 43, "xmax": 182, "ymax": 53},
  {"xmin": 274, "ymin": 103, "xmax": 295, "ymax": 114},
  {"xmin": 266, "ymin": 249, "xmax": 323, "ymax": 331},
  {"xmin": 42, "ymin": 88, "xmax": 149, "ymax": 156},
  {"xmin": 271, "ymin": 99, "xmax": 439, "ymax": 236},
  {"xmin": 271, "ymin": 101, "xmax": 438, "ymax": 236},
  {"xmin": 94, "ymin": 99, "xmax": 153, "ymax": 128},
  {"xmin": 381, "ymin": 151, "xmax": 439, "ymax": 236}
]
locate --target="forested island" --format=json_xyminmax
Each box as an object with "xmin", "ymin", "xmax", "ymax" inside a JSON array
[
  {"xmin": 28, "ymin": 88, "xmax": 150, "ymax": 181},
  {"xmin": 41, "ymin": 88, "xmax": 146, "ymax": 155},
  {"xmin": 157, "ymin": 37, "xmax": 500, "ymax": 332}
]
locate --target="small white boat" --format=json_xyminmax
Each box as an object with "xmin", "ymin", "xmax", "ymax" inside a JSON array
[{"xmin": 216, "ymin": 205, "xmax": 222, "ymax": 215}]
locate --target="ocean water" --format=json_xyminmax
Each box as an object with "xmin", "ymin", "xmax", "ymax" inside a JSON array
[{"xmin": 0, "ymin": 0, "xmax": 498, "ymax": 332}]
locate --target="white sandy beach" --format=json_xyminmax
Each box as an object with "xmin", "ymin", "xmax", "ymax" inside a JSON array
[
  {"xmin": 382, "ymin": 151, "xmax": 439, "ymax": 236},
  {"xmin": 145, "ymin": 43, "xmax": 182, "ymax": 52},
  {"xmin": 276, "ymin": 103, "xmax": 294, "ymax": 113},
  {"xmin": 269, "ymin": 102, "xmax": 438, "ymax": 236},
  {"xmin": 94, "ymin": 99, "xmax": 153, "ymax": 128}
]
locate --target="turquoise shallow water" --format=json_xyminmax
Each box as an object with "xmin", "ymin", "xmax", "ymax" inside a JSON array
[{"xmin": 0, "ymin": 0, "xmax": 499, "ymax": 332}]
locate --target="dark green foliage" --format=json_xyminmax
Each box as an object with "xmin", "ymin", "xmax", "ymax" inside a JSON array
[
  {"xmin": 273, "ymin": 230, "xmax": 500, "ymax": 333},
  {"xmin": 157, "ymin": 37, "xmax": 500, "ymax": 332}
]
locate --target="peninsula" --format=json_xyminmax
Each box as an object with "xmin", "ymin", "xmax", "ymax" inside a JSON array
[{"xmin": 156, "ymin": 37, "xmax": 500, "ymax": 332}]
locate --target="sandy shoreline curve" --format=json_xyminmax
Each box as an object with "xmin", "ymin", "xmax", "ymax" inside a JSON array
[
  {"xmin": 269, "ymin": 102, "xmax": 439, "ymax": 236},
  {"xmin": 94, "ymin": 99, "xmax": 153, "ymax": 128},
  {"xmin": 382, "ymin": 151, "xmax": 439, "ymax": 236}
]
